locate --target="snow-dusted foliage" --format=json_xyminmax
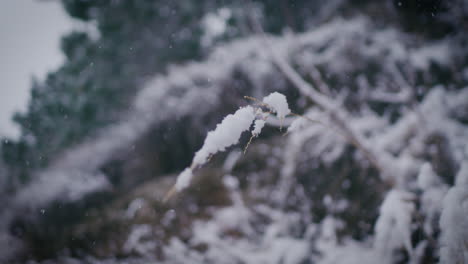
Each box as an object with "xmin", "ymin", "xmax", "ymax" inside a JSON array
[
  {"xmin": 3, "ymin": 12, "xmax": 468, "ymax": 264},
  {"xmin": 165, "ymin": 175, "xmax": 311, "ymax": 264},
  {"xmin": 161, "ymin": 16, "xmax": 468, "ymax": 263},
  {"xmin": 418, "ymin": 163, "xmax": 448, "ymax": 237},
  {"xmin": 374, "ymin": 190, "xmax": 415, "ymax": 261},
  {"xmin": 168, "ymin": 84, "xmax": 468, "ymax": 263},
  {"xmin": 439, "ymin": 162, "xmax": 468, "ymax": 264}
]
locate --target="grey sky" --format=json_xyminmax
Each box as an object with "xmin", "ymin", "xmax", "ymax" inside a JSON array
[{"xmin": 0, "ymin": 0, "xmax": 72, "ymax": 138}]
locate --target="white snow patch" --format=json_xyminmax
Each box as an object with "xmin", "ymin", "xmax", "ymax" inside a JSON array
[
  {"xmin": 175, "ymin": 168, "xmax": 194, "ymax": 191},
  {"xmin": 252, "ymin": 119, "xmax": 266, "ymax": 136},
  {"xmin": 439, "ymin": 162, "xmax": 468, "ymax": 264},
  {"xmin": 263, "ymin": 92, "xmax": 291, "ymax": 120},
  {"xmin": 410, "ymin": 41, "xmax": 451, "ymax": 70},
  {"xmin": 417, "ymin": 163, "xmax": 439, "ymax": 190},
  {"xmin": 374, "ymin": 190, "xmax": 415, "ymax": 260},
  {"xmin": 287, "ymin": 117, "xmax": 307, "ymax": 134},
  {"xmin": 123, "ymin": 224, "xmax": 156, "ymax": 256},
  {"xmin": 125, "ymin": 198, "xmax": 147, "ymax": 219},
  {"xmin": 223, "ymin": 149, "xmax": 242, "ymax": 172},
  {"xmin": 192, "ymin": 106, "xmax": 255, "ymax": 167}
]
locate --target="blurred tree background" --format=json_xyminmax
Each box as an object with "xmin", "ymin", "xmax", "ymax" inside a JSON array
[
  {"xmin": 2, "ymin": 0, "xmax": 465, "ymax": 189},
  {"xmin": 1, "ymin": 1, "xmax": 467, "ymax": 262}
]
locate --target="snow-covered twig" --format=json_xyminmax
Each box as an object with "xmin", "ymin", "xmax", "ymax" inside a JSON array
[{"xmin": 166, "ymin": 92, "xmax": 294, "ymax": 201}]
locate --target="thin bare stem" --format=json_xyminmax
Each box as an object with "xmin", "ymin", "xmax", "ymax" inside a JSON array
[
  {"xmin": 244, "ymin": 134, "xmax": 255, "ymax": 154},
  {"xmin": 163, "ymin": 185, "xmax": 177, "ymax": 203}
]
